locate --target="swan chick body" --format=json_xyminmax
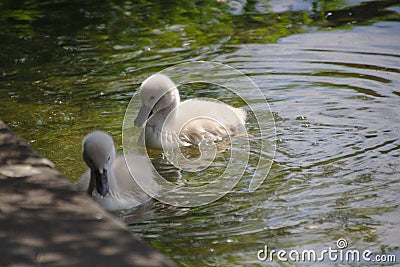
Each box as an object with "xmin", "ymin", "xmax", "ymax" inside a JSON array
[
  {"xmin": 78, "ymin": 131, "xmax": 157, "ymax": 211},
  {"xmin": 134, "ymin": 74, "xmax": 247, "ymax": 149}
]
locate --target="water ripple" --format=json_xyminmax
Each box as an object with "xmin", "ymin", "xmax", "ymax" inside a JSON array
[{"xmin": 121, "ymin": 22, "xmax": 400, "ymax": 265}]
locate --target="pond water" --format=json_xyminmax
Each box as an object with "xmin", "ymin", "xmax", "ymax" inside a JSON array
[{"xmin": 1, "ymin": 0, "xmax": 399, "ymax": 266}]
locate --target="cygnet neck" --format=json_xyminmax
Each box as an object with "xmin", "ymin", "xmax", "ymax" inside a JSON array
[{"xmin": 106, "ymin": 165, "xmax": 121, "ymax": 195}]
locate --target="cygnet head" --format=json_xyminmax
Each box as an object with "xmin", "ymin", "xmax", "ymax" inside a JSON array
[
  {"xmin": 82, "ymin": 131, "xmax": 116, "ymax": 197},
  {"xmin": 134, "ymin": 73, "xmax": 180, "ymax": 127}
]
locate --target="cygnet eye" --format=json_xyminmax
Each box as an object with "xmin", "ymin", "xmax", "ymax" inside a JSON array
[
  {"xmin": 149, "ymin": 95, "xmax": 155, "ymax": 100},
  {"xmin": 107, "ymin": 156, "xmax": 111, "ymax": 162}
]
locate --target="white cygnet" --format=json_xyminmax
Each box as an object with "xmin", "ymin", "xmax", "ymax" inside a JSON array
[
  {"xmin": 77, "ymin": 131, "xmax": 158, "ymax": 211},
  {"xmin": 134, "ymin": 73, "xmax": 247, "ymax": 149}
]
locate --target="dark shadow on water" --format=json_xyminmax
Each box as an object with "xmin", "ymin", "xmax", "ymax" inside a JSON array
[{"xmin": 0, "ymin": 121, "xmax": 174, "ymax": 266}]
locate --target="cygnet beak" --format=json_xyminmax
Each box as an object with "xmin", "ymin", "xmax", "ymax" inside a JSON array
[
  {"xmin": 134, "ymin": 104, "xmax": 152, "ymax": 127},
  {"xmin": 94, "ymin": 168, "xmax": 109, "ymax": 197}
]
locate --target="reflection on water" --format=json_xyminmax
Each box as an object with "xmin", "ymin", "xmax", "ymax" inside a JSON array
[
  {"xmin": 1, "ymin": 0, "xmax": 400, "ymax": 265},
  {"xmin": 122, "ymin": 21, "xmax": 400, "ymax": 265}
]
